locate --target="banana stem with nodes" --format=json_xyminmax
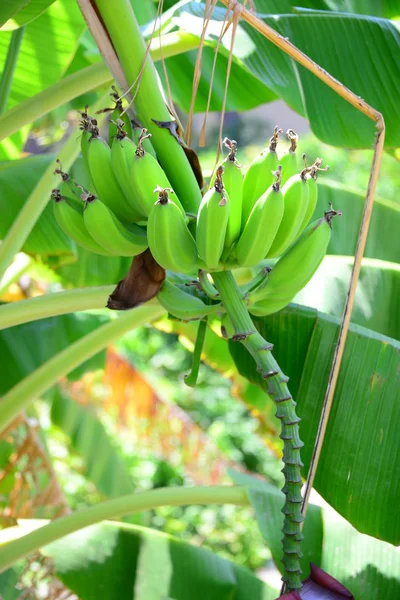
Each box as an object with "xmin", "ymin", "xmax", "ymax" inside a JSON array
[{"xmin": 212, "ymin": 270, "xmax": 304, "ymax": 592}]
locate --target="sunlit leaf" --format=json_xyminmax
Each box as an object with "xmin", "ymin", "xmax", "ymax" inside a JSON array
[
  {"xmin": 43, "ymin": 521, "xmax": 278, "ymax": 599},
  {"xmin": 228, "ymin": 305, "xmax": 400, "ymax": 544},
  {"xmin": 1, "ymin": 0, "xmax": 56, "ymax": 31}
]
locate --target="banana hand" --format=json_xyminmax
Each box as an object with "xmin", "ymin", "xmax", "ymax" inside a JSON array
[{"xmin": 249, "ymin": 204, "xmax": 341, "ymax": 315}]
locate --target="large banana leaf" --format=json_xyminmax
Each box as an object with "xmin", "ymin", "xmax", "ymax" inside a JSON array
[
  {"xmin": 292, "ymin": 0, "xmax": 400, "ymax": 18},
  {"xmin": 0, "ymin": 0, "xmax": 84, "ymax": 108},
  {"xmin": 0, "ymin": 312, "xmax": 109, "ymax": 393},
  {"xmin": 0, "ymin": 0, "xmax": 85, "ymax": 158},
  {"xmin": 51, "ymin": 386, "xmax": 136, "ymax": 498},
  {"xmin": 228, "ymin": 305, "xmax": 400, "ymax": 545},
  {"xmin": 0, "ymin": 154, "xmax": 75, "ymax": 260},
  {"xmin": 231, "ymin": 471, "xmax": 400, "ymax": 599},
  {"xmin": 294, "ymin": 256, "xmax": 400, "ymax": 339},
  {"xmin": 172, "ymin": 2, "xmax": 400, "ymax": 148},
  {"xmin": 42, "ymin": 521, "xmax": 277, "ymax": 599},
  {"xmin": 1, "ymin": 0, "xmax": 56, "ymax": 30},
  {"xmin": 316, "ymin": 180, "xmax": 400, "ymax": 264}
]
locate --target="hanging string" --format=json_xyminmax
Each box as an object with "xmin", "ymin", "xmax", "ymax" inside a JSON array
[
  {"xmin": 185, "ymin": 0, "xmax": 219, "ymax": 146},
  {"xmin": 198, "ymin": 6, "xmax": 234, "ymax": 148},
  {"xmin": 209, "ymin": 1, "xmax": 242, "ymax": 185}
]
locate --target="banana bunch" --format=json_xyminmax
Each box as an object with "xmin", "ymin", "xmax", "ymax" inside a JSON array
[
  {"xmin": 52, "ymin": 101, "xmax": 341, "ymax": 326},
  {"xmin": 248, "ymin": 204, "xmax": 342, "ymax": 317}
]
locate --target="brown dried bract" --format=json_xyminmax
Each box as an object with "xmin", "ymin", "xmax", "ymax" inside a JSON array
[{"xmin": 107, "ymin": 249, "xmax": 165, "ymax": 310}]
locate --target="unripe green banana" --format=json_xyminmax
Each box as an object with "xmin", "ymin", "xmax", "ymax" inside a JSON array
[
  {"xmin": 51, "ymin": 189, "xmax": 109, "ymax": 256},
  {"xmin": 79, "ymin": 107, "xmax": 99, "ymax": 175},
  {"xmin": 54, "ymin": 160, "xmax": 81, "ymax": 207},
  {"xmin": 221, "ymin": 138, "xmax": 243, "ymax": 252},
  {"xmin": 87, "ymin": 132, "xmax": 138, "ymax": 222},
  {"xmin": 236, "ymin": 166, "xmax": 284, "ymax": 267},
  {"xmin": 242, "ymin": 126, "xmax": 281, "ymax": 227},
  {"xmin": 158, "ymin": 279, "xmax": 222, "ymax": 321},
  {"xmin": 249, "ymin": 205, "xmax": 341, "ymax": 315},
  {"xmin": 297, "ymin": 157, "xmax": 329, "ymax": 235},
  {"xmin": 266, "ymin": 170, "xmax": 310, "ymax": 259},
  {"xmin": 110, "ymin": 120, "xmax": 143, "ymax": 222},
  {"xmin": 196, "ymin": 166, "xmax": 231, "ymax": 270},
  {"xmin": 148, "ymin": 188, "xmax": 198, "ymax": 274},
  {"xmin": 83, "ymin": 193, "xmax": 148, "ymax": 257},
  {"xmin": 132, "ymin": 120, "xmax": 157, "ymax": 158},
  {"xmin": 279, "ymin": 130, "xmax": 303, "ymax": 185},
  {"xmin": 95, "ymin": 86, "xmax": 133, "ymax": 145},
  {"xmin": 130, "ymin": 129, "xmax": 184, "ymax": 217}
]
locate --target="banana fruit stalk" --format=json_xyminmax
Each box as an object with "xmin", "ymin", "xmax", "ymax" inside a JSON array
[
  {"xmin": 130, "ymin": 129, "xmax": 185, "ymax": 218},
  {"xmin": 83, "ymin": 193, "xmax": 148, "ymax": 257},
  {"xmin": 221, "ymin": 138, "xmax": 243, "ymax": 252},
  {"xmin": 266, "ymin": 168, "xmax": 310, "ymax": 258},
  {"xmin": 51, "ymin": 189, "xmax": 109, "ymax": 256},
  {"xmin": 196, "ymin": 166, "xmax": 230, "ymax": 270},
  {"xmin": 236, "ymin": 166, "xmax": 284, "ymax": 267},
  {"xmin": 242, "ymin": 126, "xmax": 281, "ymax": 226},
  {"xmin": 249, "ymin": 204, "xmax": 341, "ymax": 316},
  {"xmin": 158, "ymin": 280, "xmax": 222, "ymax": 321},
  {"xmin": 148, "ymin": 188, "xmax": 198, "ymax": 274}
]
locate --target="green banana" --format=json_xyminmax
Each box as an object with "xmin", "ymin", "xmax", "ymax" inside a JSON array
[
  {"xmin": 236, "ymin": 166, "xmax": 284, "ymax": 267},
  {"xmin": 51, "ymin": 189, "xmax": 109, "ymax": 256},
  {"xmin": 221, "ymin": 138, "xmax": 243, "ymax": 252},
  {"xmin": 266, "ymin": 169, "xmax": 310, "ymax": 259},
  {"xmin": 279, "ymin": 129, "xmax": 300, "ymax": 185},
  {"xmin": 86, "ymin": 131, "xmax": 138, "ymax": 222},
  {"xmin": 132, "ymin": 119, "xmax": 157, "ymax": 158},
  {"xmin": 196, "ymin": 166, "xmax": 231, "ymax": 270},
  {"xmin": 297, "ymin": 157, "xmax": 329, "ymax": 234},
  {"xmin": 95, "ymin": 85, "xmax": 134, "ymax": 145},
  {"xmin": 110, "ymin": 120, "xmax": 143, "ymax": 222},
  {"xmin": 83, "ymin": 194, "xmax": 148, "ymax": 257},
  {"xmin": 239, "ymin": 266, "xmax": 271, "ymax": 296},
  {"xmin": 54, "ymin": 160, "xmax": 81, "ymax": 207},
  {"xmin": 79, "ymin": 106, "xmax": 99, "ymax": 176},
  {"xmin": 130, "ymin": 129, "xmax": 184, "ymax": 217},
  {"xmin": 148, "ymin": 188, "xmax": 198, "ymax": 274},
  {"xmin": 249, "ymin": 205, "xmax": 341, "ymax": 316},
  {"xmin": 158, "ymin": 279, "xmax": 222, "ymax": 321},
  {"xmin": 242, "ymin": 126, "xmax": 281, "ymax": 227}
]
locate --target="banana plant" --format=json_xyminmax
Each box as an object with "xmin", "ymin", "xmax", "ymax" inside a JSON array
[{"xmin": 0, "ymin": 0, "xmax": 399, "ymax": 598}]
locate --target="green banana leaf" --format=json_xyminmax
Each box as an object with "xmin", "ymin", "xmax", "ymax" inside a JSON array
[
  {"xmin": 0, "ymin": 0, "xmax": 85, "ymax": 158},
  {"xmin": 50, "ymin": 385, "xmax": 136, "ymax": 498},
  {"xmin": 292, "ymin": 0, "xmax": 400, "ymax": 18},
  {"xmin": 0, "ymin": 0, "xmax": 29, "ymax": 28},
  {"xmin": 0, "ymin": 154, "xmax": 75, "ymax": 260},
  {"xmin": 172, "ymin": 2, "xmax": 400, "ymax": 148},
  {"xmin": 228, "ymin": 305, "xmax": 400, "ymax": 545},
  {"xmin": 0, "ymin": 312, "xmax": 109, "ymax": 393},
  {"xmin": 316, "ymin": 180, "xmax": 400, "ymax": 264},
  {"xmin": 1, "ymin": 0, "xmax": 56, "ymax": 30},
  {"xmin": 42, "ymin": 521, "xmax": 278, "ymax": 599},
  {"xmin": 294, "ymin": 256, "xmax": 400, "ymax": 339},
  {"xmin": 230, "ymin": 470, "xmax": 400, "ymax": 599}
]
